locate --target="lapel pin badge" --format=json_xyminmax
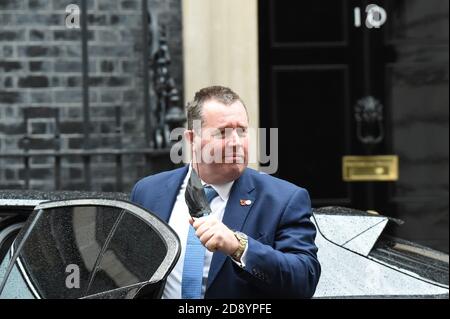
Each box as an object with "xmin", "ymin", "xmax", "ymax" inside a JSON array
[{"xmin": 240, "ymin": 199, "xmax": 252, "ymax": 206}]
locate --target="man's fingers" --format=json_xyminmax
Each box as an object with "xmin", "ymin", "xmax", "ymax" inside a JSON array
[
  {"xmin": 189, "ymin": 216, "xmax": 230, "ymax": 253},
  {"xmin": 204, "ymin": 237, "xmax": 218, "ymax": 252},
  {"xmin": 192, "ymin": 215, "xmax": 219, "ymax": 230},
  {"xmin": 199, "ymin": 229, "xmax": 215, "ymax": 246},
  {"xmin": 192, "ymin": 216, "xmax": 207, "ymax": 229},
  {"xmin": 195, "ymin": 222, "xmax": 211, "ymax": 238}
]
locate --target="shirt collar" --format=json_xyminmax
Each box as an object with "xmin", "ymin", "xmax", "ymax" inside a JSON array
[{"xmin": 187, "ymin": 164, "xmax": 235, "ymax": 201}]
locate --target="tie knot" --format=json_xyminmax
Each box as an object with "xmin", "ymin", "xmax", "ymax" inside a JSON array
[{"xmin": 204, "ymin": 186, "xmax": 219, "ymax": 203}]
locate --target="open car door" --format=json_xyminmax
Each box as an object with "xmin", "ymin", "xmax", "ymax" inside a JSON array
[{"xmin": 0, "ymin": 199, "xmax": 180, "ymax": 299}]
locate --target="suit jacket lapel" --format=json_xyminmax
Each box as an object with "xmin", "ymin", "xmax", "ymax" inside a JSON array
[
  {"xmin": 154, "ymin": 165, "xmax": 189, "ymax": 223},
  {"xmin": 206, "ymin": 169, "xmax": 256, "ymax": 290}
]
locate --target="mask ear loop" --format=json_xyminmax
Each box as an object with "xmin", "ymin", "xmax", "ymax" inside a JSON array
[
  {"xmin": 191, "ymin": 129, "xmax": 202, "ymax": 223},
  {"xmin": 191, "ymin": 128, "xmax": 202, "ymax": 182}
]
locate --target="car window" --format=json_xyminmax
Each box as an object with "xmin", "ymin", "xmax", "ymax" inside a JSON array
[
  {"xmin": 86, "ymin": 212, "xmax": 168, "ymax": 296},
  {"xmin": 0, "ymin": 249, "xmax": 11, "ymax": 286},
  {"xmin": 0, "ymin": 222, "xmax": 24, "ymax": 284},
  {"xmin": 0, "ymin": 256, "xmax": 35, "ymax": 299},
  {"xmin": 0, "ymin": 205, "xmax": 121, "ymax": 299},
  {"xmin": 0, "ymin": 200, "xmax": 180, "ymax": 299}
]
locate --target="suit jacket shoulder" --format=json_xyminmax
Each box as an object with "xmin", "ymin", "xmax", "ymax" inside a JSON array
[
  {"xmin": 245, "ymin": 168, "xmax": 309, "ymax": 199},
  {"xmin": 130, "ymin": 166, "xmax": 188, "ymax": 221},
  {"xmin": 131, "ymin": 166, "xmax": 187, "ymax": 200}
]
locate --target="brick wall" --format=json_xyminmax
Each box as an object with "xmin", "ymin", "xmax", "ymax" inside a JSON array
[{"xmin": 0, "ymin": 0, "xmax": 183, "ymax": 192}]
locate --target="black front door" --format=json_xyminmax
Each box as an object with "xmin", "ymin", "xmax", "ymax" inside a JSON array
[{"xmin": 259, "ymin": 0, "xmax": 449, "ymax": 252}]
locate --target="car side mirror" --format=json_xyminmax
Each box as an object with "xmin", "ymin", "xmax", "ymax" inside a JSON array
[{"xmin": 0, "ymin": 199, "xmax": 180, "ymax": 299}]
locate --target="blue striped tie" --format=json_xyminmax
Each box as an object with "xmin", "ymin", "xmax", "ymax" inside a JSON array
[{"xmin": 181, "ymin": 186, "xmax": 218, "ymax": 299}]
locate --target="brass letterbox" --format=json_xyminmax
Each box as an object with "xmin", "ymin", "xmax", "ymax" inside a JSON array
[{"xmin": 342, "ymin": 155, "xmax": 399, "ymax": 182}]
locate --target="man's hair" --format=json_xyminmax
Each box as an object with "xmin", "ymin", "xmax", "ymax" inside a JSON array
[{"xmin": 186, "ymin": 86, "xmax": 246, "ymax": 130}]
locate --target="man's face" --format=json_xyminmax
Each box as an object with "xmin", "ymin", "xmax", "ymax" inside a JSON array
[{"xmin": 191, "ymin": 99, "xmax": 249, "ymax": 184}]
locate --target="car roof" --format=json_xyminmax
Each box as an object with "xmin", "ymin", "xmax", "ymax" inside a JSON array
[{"xmin": 0, "ymin": 189, "xmax": 129, "ymax": 209}]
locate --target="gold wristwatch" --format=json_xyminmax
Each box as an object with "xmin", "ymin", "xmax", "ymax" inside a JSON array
[{"xmin": 231, "ymin": 231, "xmax": 248, "ymax": 261}]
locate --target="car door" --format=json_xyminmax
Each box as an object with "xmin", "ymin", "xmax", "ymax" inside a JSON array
[
  {"xmin": 0, "ymin": 199, "xmax": 180, "ymax": 299},
  {"xmin": 311, "ymin": 207, "xmax": 449, "ymax": 298},
  {"xmin": 0, "ymin": 215, "xmax": 26, "ymax": 263}
]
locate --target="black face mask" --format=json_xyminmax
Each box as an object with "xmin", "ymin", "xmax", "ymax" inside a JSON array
[{"xmin": 185, "ymin": 169, "xmax": 212, "ymax": 218}]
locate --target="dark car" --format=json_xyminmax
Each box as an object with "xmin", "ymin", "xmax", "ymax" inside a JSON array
[
  {"xmin": 0, "ymin": 191, "xmax": 448, "ymax": 298},
  {"xmin": 312, "ymin": 207, "xmax": 448, "ymax": 298},
  {"xmin": 0, "ymin": 190, "xmax": 180, "ymax": 299}
]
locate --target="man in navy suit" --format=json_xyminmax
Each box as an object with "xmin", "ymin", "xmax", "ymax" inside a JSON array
[{"xmin": 131, "ymin": 86, "xmax": 320, "ymax": 298}]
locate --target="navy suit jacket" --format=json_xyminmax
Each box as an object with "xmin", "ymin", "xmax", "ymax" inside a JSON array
[{"xmin": 130, "ymin": 166, "xmax": 321, "ymax": 298}]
